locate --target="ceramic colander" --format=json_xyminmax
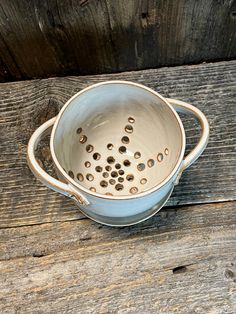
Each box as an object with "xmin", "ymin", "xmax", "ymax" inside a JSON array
[{"xmin": 27, "ymin": 81, "xmax": 209, "ymax": 226}]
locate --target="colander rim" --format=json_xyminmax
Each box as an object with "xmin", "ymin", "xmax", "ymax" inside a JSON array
[{"xmin": 50, "ymin": 80, "xmax": 186, "ymax": 200}]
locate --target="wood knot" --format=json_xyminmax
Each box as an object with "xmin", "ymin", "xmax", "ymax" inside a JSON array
[
  {"xmin": 141, "ymin": 12, "xmax": 148, "ymax": 19},
  {"xmin": 224, "ymin": 269, "xmax": 234, "ymax": 279}
]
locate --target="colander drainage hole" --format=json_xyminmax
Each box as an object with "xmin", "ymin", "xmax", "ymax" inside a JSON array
[
  {"xmin": 86, "ymin": 145, "xmax": 94, "ymax": 153},
  {"xmin": 106, "ymin": 192, "xmax": 113, "ymax": 196},
  {"xmin": 68, "ymin": 170, "xmax": 74, "ymax": 179},
  {"xmin": 85, "ymin": 161, "xmax": 91, "ymax": 168},
  {"xmin": 157, "ymin": 153, "xmax": 164, "ymax": 162},
  {"xmin": 77, "ymin": 173, "xmax": 84, "ymax": 181},
  {"xmin": 105, "ymin": 165, "xmax": 112, "ymax": 171},
  {"xmin": 103, "ymin": 172, "xmax": 109, "ymax": 178},
  {"xmin": 107, "ymin": 156, "xmax": 115, "ymax": 164},
  {"xmin": 109, "ymin": 179, "xmax": 116, "ymax": 185},
  {"xmin": 137, "ymin": 163, "xmax": 145, "ymax": 171},
  {"xmin": 118, "ymin": 177, "xmax": 124, "ymax": 183},
  {"xmin": 123, "ymin": 160, "xmax": 131, "ymax": 167},
  {"xmin": 115, "ymin": 163, "xmax": 121, "ymax": 169},
  {"xmin": 100, "ymin": 180, "xmax": 108, "ymax": 188},
  {"xmin": 164, "ymin": 148, "xmax": 169, "ymax": 156},
  {"xmin": 76, "ymin": 127, "xmax": 82, "ymax": 134},
  {"xmin": 140, "ymin": 178, "xmax": 147, "ymax": 185},
  {"xmin": 93, "ymin": 152, "xmax": 101, "ymax": 161},
  {"xmin": 95, "ymin": 166, "xmax": 103, "ymax": 172},
  {"xmin": 90, "ymin": 187, "xmax": 96, "ymax": 192},
  {"xmin": 111, "ymin": 171, "xmax": 118, "ymax": 178},
  {"xmin": 125, "ymin": 125, "xmax": 133, "ymax": 133},
  {"xmin": 130, "ymin": 187, "xmax": 138, "ymax": 194},
  {"xmin": 107, "ymin": 143, "xmax": 114, "ymax": 150},
  {"xmin": 147, "ymin": 159, "xmax": 155, "ymax": 168},
  {"xmin": 115, "ymin": 184, "xmax": 124, "ymax": 191},
  {"xmin": 128, "ymin": 117, "xmax": 135, "ymax": 123},
  {"xmin": 86, "ymin": 174, "xmax": 94, "ymax": 181},
  {"xmin": 118, "ymin": 169, "xmax": 124, "ymax": 175},
  {"xmin": 119, "ymin": 146, "xmax": 127, "ymax": 154},
  {"xmin": 134, "ymin": 152, "xmax": 141, "ymax": 159},
  {"xmin": 126, "ymin": 174, "xmax": 134, "ymax": 182},
  {"xmin": 79, "ymin": 135, "xmax": 87, "ymax": 144},
  {"xmin": 121, "ymin": 136, "xmax": 130, "ymax": 144}
]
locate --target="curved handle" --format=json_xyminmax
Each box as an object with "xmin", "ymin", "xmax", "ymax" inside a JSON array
[
  {"xmin": 167, "ymin": 98, "xmax": 209, "ymax": 173},
  {"xmin": 27, "ymin": 117, "xmax": 89, "ymax": 205}
]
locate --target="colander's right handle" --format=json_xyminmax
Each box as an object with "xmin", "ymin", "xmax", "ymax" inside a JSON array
[
  {"xmin": 27, "ymin": 117, "xmax": 89, "ymax": 206},
  {"xmin": 167, "ymin": 98, "xmax": 209, "ymax": 177}
]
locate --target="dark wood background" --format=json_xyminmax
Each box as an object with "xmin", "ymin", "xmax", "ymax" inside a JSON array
[
  {"xmin": 0, "ymin": 1, "xmax": 236, "ymax": 310},
  {"xmin": 0, "ymin": 0, "xmax": 235, "ymax": 82}
]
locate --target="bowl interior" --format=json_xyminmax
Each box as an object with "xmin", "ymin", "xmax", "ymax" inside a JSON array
[{"xmin": 53, "ymin": 83, "xmax": 183, "ymax": 196}]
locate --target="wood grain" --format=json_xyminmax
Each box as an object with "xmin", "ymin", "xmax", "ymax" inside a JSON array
[
  {"xmin": 0, "ymin": 60, "xmax": 236, "ymax": 228},
  {"xmin": 0, "ymin": 60, "xmax": 236, "ymax": 313},
  {"xmin": 0, "ymin": 0, "xmax": 235, "ymax": 81},
  {"xmin": 0, "ymin": 201, "xmax": 235, "ymax": 313}
]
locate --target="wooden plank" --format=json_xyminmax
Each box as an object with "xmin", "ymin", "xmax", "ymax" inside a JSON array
[
  {"xmin": 0, "ymin": 201, "xmax": 235, "ymax": 313},
  {"xmin": 0, "ymin": 0, "xmax": 235, "ymax": 81},
  {"xmin": 0, "ymin": 60, "xmax": 236, "ymax": 228}
]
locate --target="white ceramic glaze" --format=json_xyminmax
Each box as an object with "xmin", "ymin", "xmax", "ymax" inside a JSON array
[{"xmin": 27, "ymin": 81, "xmax": 209, "ymax": 226}]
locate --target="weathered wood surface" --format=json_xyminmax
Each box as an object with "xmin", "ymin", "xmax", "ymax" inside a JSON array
[
  {"xmin": 0, "ymin": 61, "xmax": 236, "ymax": 228},
  {"xmin": 0, "ymin": 0, "xmax": 235, "ymax": 82},
  {"xmin": 0, "ymin": 201, "xmax": 235, "ymax": 313},
  {"xmin": 0, "ymin": 61, "xmax": 236, "ymax": 313}
]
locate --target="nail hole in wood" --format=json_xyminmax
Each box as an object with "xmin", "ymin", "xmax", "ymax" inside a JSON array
[{"xmin": 172, "ymin": 265, "xmax": 187, "ymax": 274}]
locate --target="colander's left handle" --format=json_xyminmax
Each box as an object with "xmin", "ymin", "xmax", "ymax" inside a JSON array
[{"xmin": 27, "ymin": 117, "xmax": 89, "ymax": 206}]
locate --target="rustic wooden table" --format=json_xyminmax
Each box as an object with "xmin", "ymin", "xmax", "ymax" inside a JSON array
[{"xmin": 0, "ymin": 61, "xmax": 235, "ymax": 313}]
